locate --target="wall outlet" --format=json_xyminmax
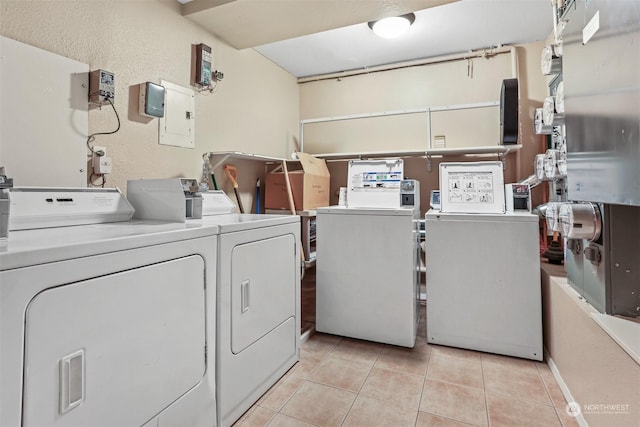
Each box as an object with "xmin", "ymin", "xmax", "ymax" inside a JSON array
[
  {"xmin": 93, "ymin": 156, "xmax": 112, "ymax": 174},
  {"xmin": 91, "ymin": 146, "xmax": 111, "ymax": 174}
]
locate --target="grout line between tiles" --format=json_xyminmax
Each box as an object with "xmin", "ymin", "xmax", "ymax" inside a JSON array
[
  {"xmin": 273, "ymin": 410, "xmax": 323, "ymax": 427},
  {"xmin": 294, "ymin": 334, "xmax": 571, "ymax": 427},
  {"xmin": 337, "ymin": 344, "xmax": 382, "ymax": 426},
  {"xmin": 535, "ymin": 360, "xmax": 567, "ymax": 410},
  {"xmin": 480, "ymin": 354, "xmax": 491, "ymax": 427}
]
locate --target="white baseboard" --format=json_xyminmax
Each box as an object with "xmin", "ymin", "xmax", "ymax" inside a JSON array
[{"xmin": 545, "ymin": 347, "xmax": 589, "ymax": 427}]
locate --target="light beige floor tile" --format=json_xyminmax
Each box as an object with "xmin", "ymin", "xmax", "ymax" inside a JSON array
[
  {"xmin": 233, "ymin": 406, "xmax": 277, "ymax": 427},
  {"xmin": 482, "ymin": 359, "xmax": 552, "ymax": 406},
  {"xmin": 288, "ymin": 348, "xmax": 326, "ymax": 380},
  {"xmin": 330, "ymin": 337, "xmax": 384, "ymax": 366},
  {"xmin": 420, "ymin": 379, "xmax": 488, "ymax": 426},
  {"xmin": 429, "ymin": 345, "xmax": 482, "ymax": 362},
  {"xmin": 486, "ymin": 393, "xmax": 562, "ymax": 427},
  {"xmin": 257, "ymin": 375, "xmax": 305, "ymax": 412},
  {"xmin": 481, "ymin": 353, "xmax": 540, "ymax": 378},
  {"xmin": 416, "ymin": 411, "xmax": 475, "ymax": 427},
  {"xmin": 342, "ymin": 395, "xmax": 418, "ymax": 427},
  {"xmin": 301, "ymin": 332, "xmax": 341, "ymax": 357},
  {"xmin": 359, "ymin": 367, "xmax": 425, "ymax": 409},
  {"xmin": 266, "ymin": 414, "xmax": 316, "ymax": 427},
  {"xmin": 426, "ymin": 354, "xmax": 483, "ymax": 389},
  {"xmin": 416, "ymin": 333, "xmax": 429, "ymax": 346},
  {"xmin": 417, "ymin": 324, "xmax": 427, "ymax": 340},
  {"xmin": 309, "ymin": 356, "xmax": 371, "ymax": 392},
  {"xmin": 375, "ymin": 349, "xmax": 430, "ymax": 377},
  {"xmin": 381, "ymin": 340, "xmax": 431, "ymax": 358},
  {"xmin": 536, "ymin": 363, "xmax": 569, "ymax": 408},
  {"xmin": 280, "ymin": 381, "xmax": 356, "ymax": 427}
]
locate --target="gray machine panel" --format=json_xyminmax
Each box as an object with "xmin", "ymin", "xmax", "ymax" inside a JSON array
[
  {"xmin": 606, "ymin": 204, "xmax": 640, "ymax": 316},
  {"xmin": 425, "ymin": 211, "xmax": 543, "ymax": 360},
  {"xmin": 562, "ymin": 0, "xmax": 640, "ymax": 205},
  {"xmin": 316, "ymin": 207, "xmax": 419, "ymax": 347},
  {"xmin": 565, "ymin": 238, "xmax": 585, "ymax": 295}
]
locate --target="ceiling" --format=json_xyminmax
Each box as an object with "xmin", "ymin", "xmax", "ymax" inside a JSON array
[{"xmin": 180, "ymin": 0, "xmax": 554, "ymax": 78}]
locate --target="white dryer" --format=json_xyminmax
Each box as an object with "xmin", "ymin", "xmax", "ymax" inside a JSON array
[
  {"xmin": 201, "ymin": 213, "xmax": 300, "ymax": 427},
  {"xmin": 127, "ymin": 179, "xmax": 301, "ymax": 427},
  {"xmin": 0, "ymin": 188, "xmax": 218, "ymax": 427}
]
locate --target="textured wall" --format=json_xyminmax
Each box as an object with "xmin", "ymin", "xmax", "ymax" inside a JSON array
[
  {"xmin": 301, "ymin": 42, "xmax": 549, "ymax": 214},
  {"xmin": 0, "ymin": 0, "xmax": 299, "ymax": 194}
]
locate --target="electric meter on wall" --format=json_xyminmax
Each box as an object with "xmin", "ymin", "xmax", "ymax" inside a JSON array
[
  {"xmin": 89, "ymin": 69, "xmax": 115, "ymax": 104},
  {"xmin": 541, "ymin": 45, "xmax": 562, "ymax": 75}
]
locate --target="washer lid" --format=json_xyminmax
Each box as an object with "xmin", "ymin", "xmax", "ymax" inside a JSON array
[
  {"xmin": 193, "ymin": 213, "xmax": 300, "ymax": 233},
  {"xmin": 317, "ymin": 206, "xmax": 415, "ymax": 216}
]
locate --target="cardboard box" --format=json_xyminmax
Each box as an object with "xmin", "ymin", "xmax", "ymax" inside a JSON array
[{"xmin": 265, "ymin": 152, "xmax": 330, "ymax": 211}]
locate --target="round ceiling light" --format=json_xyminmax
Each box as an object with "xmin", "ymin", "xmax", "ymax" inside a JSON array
[{"xmin": 368, "ymin": 13, "xmax": 416, "ymax": 39}]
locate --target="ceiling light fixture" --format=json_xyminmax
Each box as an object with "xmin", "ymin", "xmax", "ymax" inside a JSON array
[{"xmin": 368, "ymin": 13, "xmax": 416, "ymax": 39}]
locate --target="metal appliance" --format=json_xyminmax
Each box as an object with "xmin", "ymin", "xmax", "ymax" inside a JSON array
[
  {"xmin": 561, "ymin": 202, "xmax": 640, "ymax": 316},
  {"xmin": 400, "ymin": 179, "xmax": 420, "ymax": 208},
  {"xmin": 425, "ymin": 210, "xmax": 543, "ymax": 361},
  {"xmin": 557, "ymin": 0, "xmax": 640, "ymax": 316},
  {"xmin": 316, "ymin": 205, "xmax": 420, "ymax": 347},
  {"xmin": 505, "ymin": 183, "xmax": 531, "ymax": 212},
  {"xmin": 127, "ymin": 179, "xmax": 301, "ymax": 427},
  {"xmin": 562, "ymin": 0, "xmax": 640, "ymax": 206},
  {"xmin": 0, "ymin": 187, "xmax": 219, "ymax": 427},
  {"xmin": 316, "ymin": 162, "xmax": 420, "ymax": 347}
]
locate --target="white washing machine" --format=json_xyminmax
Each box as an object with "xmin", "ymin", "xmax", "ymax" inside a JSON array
[
  {"xmin": 127, "ymin": 180, "xmax": 301, "ymax": 427},
  {"xmin": 0, "ymin": 188, "xmax": 219, "ymax": 427},
  {"xmin": 316, "ymin": 205, "xmax": 421, "ymax": 347},
  {"xmin": 425, "ymin": 210, "xmax": 543, "ymax": 360}
]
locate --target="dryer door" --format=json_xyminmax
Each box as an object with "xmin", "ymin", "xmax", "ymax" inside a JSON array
[
  {"xmin": 22, "ymin": 255, "xmax": 206, "ymax": 427},
  {"xmin": 230, "ymin": 234, "xmax": 296, "ymax": 354}
]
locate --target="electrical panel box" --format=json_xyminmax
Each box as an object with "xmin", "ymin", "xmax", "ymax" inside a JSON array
[
  {"xmin": 89, "ymin": 69, "xmax": 115, "ymax": 104},
  {"xmin": 159, "ymin": 80, "xmax": 195, "ymax": 149},
  {"xmin": 195, "ymin": 43, "xmax": 212, "ymax": 87},
  {"xmin": 139, "ymin": 82, "xmax": 165, "ymax": 118}
]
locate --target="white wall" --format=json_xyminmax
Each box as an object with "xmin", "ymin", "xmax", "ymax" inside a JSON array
[{"xmin": 0, "ymin": 0, "xmax": 299, "ymax": 198}]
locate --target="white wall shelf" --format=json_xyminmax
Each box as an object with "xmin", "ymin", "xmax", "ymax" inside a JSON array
[
  {"xmin": 204, "ymin": 144, "xmax": 522, "ymax": 172},
  {"xmin": 311, "ymin": 145, "xmax": 522, "ymax": 171},
  {"xmin": 204, "ymin": 151, "xmax": 285, "ymax": 170}
]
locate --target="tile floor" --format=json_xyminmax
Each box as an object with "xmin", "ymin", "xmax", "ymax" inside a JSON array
[
  {"xmin": 235, "ymin": 268, "xmax": 577, "ymax": 427},
  {"xmin": 234, "ymin": 308, "xmax": 579, "ymax": 427}
]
